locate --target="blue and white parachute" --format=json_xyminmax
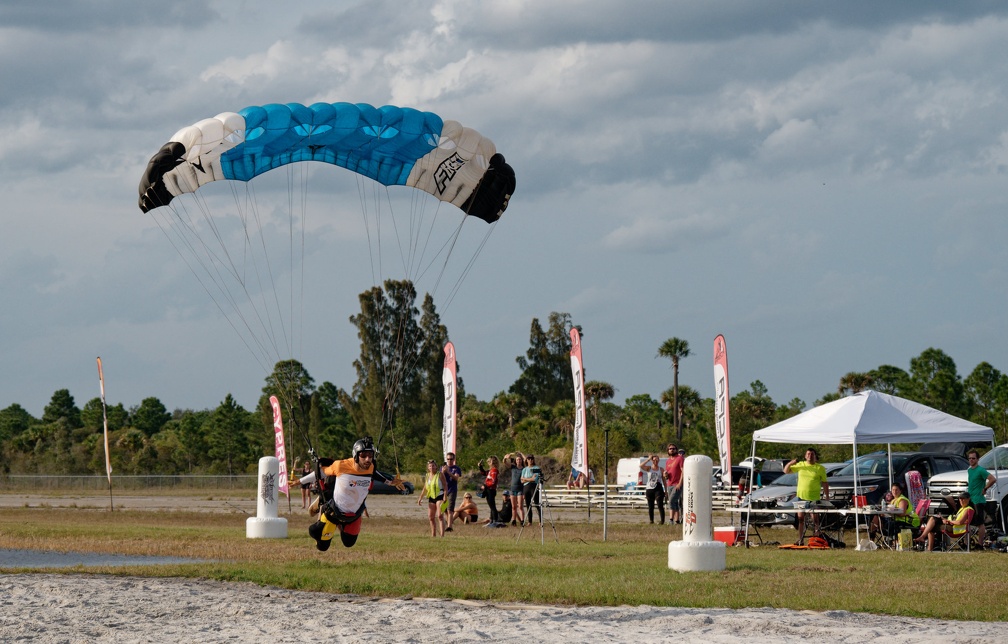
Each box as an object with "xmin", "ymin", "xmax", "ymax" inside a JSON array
[{"xmin": 139, "ymin": 102, "xmax": 514, "ymax": 223}]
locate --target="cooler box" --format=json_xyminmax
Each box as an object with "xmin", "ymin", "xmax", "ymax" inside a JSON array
[{"xmin": 714, "ymin": 526, "xmax": 743, "ymax": 545}]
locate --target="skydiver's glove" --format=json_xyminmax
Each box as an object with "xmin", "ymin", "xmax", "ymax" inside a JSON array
[{"xmin": 390, "ymin": 475, "xmax": 406, "ymax": 492}]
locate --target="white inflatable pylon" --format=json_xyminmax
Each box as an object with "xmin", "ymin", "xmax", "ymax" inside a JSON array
[
  {"xmin": 668, "ymin": 454, "xmax": 726, "ymax": 572},
  {"xmin": 246, "ymin": 456, "xmax": 288, "ymax": 539}
]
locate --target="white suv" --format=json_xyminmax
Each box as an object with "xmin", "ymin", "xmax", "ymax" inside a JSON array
[{"xmin": 927, "ymin": 444, "xmax": 1008, "ymax": 531}]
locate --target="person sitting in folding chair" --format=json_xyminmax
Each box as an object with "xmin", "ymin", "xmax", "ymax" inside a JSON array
[
  {"xmin": 868, "ymin": 482, "xmax": 919, "ymax": 546},
  {"xmin": 914, "ymin": 492, "xmax": 973, "ymax": 552},
  {"xmin": 785, "ymin": 448, "xmax": 829, "ymax": 545}
]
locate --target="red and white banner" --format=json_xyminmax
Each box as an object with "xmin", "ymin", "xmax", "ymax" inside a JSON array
[
  {"xmin": 569, "ymin": 328, "xmax": 588, "ymax": 478},
  {"xmin": 442, "ymin": 341, "xmax": 457, "ymax": 458},
  {"xmin": 713, "ymin": 334, "xmax": 732, "ymax": 486},
  {"xmin": 269, "ymin": 395, "xmax": 288, "ymax": 496},
  {"xmin": 96, "ymin": 357, "xmax": 112, "ymax": 485}
]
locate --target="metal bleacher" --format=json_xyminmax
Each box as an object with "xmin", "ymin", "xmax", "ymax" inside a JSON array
[{"xmin": 544, "ymin": 484, "xmax": 741, "ymax": 511}]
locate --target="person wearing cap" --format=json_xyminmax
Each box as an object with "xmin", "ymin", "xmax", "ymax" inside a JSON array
[
  {"xmin": 452, "ymin": 492, "xmax": 480, "ymax": 524},
  {"xmin": 914, "ymin": 491, "xmax": 973, "ymax": 551},
  {"xmin": 497, "ymin": 490, "xmax": 514, "ymax": 525},
  {"xmin": 663, "ymin": 444, "xmax": 685, "ymax": 524}
]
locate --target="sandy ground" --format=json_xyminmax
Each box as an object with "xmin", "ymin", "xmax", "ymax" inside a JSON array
[
  {"xmin": 1, "ymin": 573, "xmax": 1003, "ymax": 643},
  {"xmin": 1, "ymin": 492, "xmax": 1004, "ymax": 642}
]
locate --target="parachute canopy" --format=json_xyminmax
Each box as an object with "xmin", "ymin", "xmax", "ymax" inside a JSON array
[{"xmin": 138, "ymin": 102, "xmax": 515, "ymax": 223}]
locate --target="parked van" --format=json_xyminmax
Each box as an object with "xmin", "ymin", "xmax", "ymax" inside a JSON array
[{"xmin": 616, "ymin": 456, "xmax": 667, "ymax": 489}]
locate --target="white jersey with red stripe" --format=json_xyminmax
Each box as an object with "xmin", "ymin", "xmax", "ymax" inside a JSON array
[{"xmin": 323, "ymin": 457, "xmax": 374, "ymax": 515}]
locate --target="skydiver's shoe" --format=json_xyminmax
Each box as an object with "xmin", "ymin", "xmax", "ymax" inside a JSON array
[
  {"xmin": 308, "ymin": 497, "xmax": 320, "ymax": 517},
  {"xmin": 308, "ymin": 520, "xmax": 331, "ymax": 551}
]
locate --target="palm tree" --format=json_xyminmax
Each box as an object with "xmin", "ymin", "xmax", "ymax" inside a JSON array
[
  {"xmin": 838, "ymin": 371, "xmax": 873, "ymax": 396},
  {"xmin": 657, "ymin": 337, "xmax": 691, "ymax": 440},
  {"xmin": 584, "ymin": 380, "xmax": 615, "ymax": 424}
]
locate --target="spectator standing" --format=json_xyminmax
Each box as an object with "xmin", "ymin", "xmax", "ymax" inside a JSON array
[
  {"xmin": 641, "ymin": 454, "xmax": 666, "ymax": 524},
  {"xmin": 442, "ymin": 452, "xmax": 463, "ymax": 532},
  {"xmin": 300, "ymin": 461, "xmax": 312, "ymax": 509},
  {"xmin": 966, "ymin": 449, "xmax": 996, "ymax": 546},
  {"xmin": 784, "ymin": 448, "xmax": 829, "ymax": 545},
  {"xmin": 521, "ymin": 455, "xmax": 544, "ymax": 525},
  {"xmin": 478, "ymin": 456, "xmax": 501, "ymax": 526},
  {"xmin": 418, "ymin": 459, "xmax": 447, "ymax": 537},
  {"xmin": 504, "ymin": 452, "xmax": 526, "ymax": 526},
  {"xmin": 664, "ymin": 444, "xmax": 685, "ymax": 524}
]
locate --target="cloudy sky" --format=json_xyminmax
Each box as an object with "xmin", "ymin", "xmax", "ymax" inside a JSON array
[{"xmin": 3, "ymin": 1, "xmax": 1008, "ymax": 418}]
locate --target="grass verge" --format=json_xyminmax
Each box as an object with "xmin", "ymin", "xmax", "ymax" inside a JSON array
[{"xmin": 1, "ymin": 507, "xmax": 1005, "ymax": 621}]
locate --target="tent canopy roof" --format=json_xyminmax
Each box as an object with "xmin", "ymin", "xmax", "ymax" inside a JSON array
[{"xmin": 752, "ymin": 390, "xmax": 993, "ymax": 445}]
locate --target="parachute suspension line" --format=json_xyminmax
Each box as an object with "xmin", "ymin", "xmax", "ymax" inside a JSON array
[
  {"xmin": 284, "ymin": 162, "xmax": 310, "ymax": 363},
  {"xmin": 297, "ymin": 163, "xmax": 309, "ymax": 362},
  {"xmin": 228, "ymin": 183, "xmax": 292, "ymax": 368},
  {"xmin": 149, "ymin": 206, "xmax": 273, "ymax": 377},
  {"xmin": 243, "ymin": 179, "xmax": 293, "ymax": 362},
  {"xmin": 269, "ymin": 369, "xmax": 315, "ymax": 468},
  {"xmin": 352, "ymin": 175, "xmax": 403, "ymax": 463},
  {"xmin": 153, "ymin": 195, "xmax": 275, "ymax": 367},
  {"xmin": 442, "ymin": 220, "xmax": 498, "ymax": 313}
]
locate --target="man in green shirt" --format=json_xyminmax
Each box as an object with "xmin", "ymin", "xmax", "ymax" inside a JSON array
[
  {"xmin": 785, "ymin": 448, "xmax": 829, "ymax": 545},
  {"xmin": 966, "ymin": 449, "xmax": 996, "ymax": 546}
]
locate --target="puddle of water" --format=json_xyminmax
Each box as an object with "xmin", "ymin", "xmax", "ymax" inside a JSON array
[{"xmin": 0, "ymin": 548, "xmax": 206, "ymax": 569}]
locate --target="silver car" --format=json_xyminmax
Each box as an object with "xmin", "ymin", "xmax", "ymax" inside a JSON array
[{"xmin": 739, "ymin": 463, "xmax": 844, "ymax": 525}]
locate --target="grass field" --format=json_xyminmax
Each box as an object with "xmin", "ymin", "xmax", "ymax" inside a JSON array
[{"xmin": 1, "ymin": 497, "xmax": 1007, "ymax": 622}]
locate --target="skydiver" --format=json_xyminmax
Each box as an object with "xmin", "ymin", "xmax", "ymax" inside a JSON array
[{"xmin": 300, "ymin": 437, "xmax": 404, "ymax": 550}]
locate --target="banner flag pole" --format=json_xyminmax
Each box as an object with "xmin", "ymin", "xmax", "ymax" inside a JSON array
[{"xmin": 96, "ymin": 357, "xmax": 113, "ymax": 511}]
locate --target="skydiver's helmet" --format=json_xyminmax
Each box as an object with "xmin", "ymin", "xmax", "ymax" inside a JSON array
[{"xmin": 352, "ymin": 437, "xmax": 376, "ymax": 465}]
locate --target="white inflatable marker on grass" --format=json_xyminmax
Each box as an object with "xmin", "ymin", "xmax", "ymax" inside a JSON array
[
  {"xmin": 246, "ymin": 456, "xmax": 288, "ymax": 539},
  {"xmin": 668, "ymin": 455, "xmax": 726, "ymax": 572}
]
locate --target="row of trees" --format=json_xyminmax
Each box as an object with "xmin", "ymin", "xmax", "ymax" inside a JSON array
[{"xmin": 4, "ymin": 281, "xmax": 1008, "ymax": 478}]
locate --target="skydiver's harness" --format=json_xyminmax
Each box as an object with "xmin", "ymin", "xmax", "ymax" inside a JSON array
[
  {"xmin": 311, "ymin": 455, "xmax": 393, "ymax": 526},
  {"xmin": 308, "ymin": 456, "xmax": 362, "ymax": 526}
]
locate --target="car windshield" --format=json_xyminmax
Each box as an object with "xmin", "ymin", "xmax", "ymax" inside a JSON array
[
  {"xmin": 979, "ymin": 446, "xmax": 1008, "ymax": 470},
  {"xmin": 835, "ymin": 454, "xmax": 909, "ymax": 477},
  {"xmin": 770, "ymin": 473, "xmax": 798, "ymax": 486}
]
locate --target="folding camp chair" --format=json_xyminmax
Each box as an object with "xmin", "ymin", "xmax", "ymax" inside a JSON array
[
  {"xmin": 944, "ymin": 507, "xmax": 977, "ymax": 552},
  {"xmin": 905, "ymin": 470, "xmax": 926, "ymax": 513}
]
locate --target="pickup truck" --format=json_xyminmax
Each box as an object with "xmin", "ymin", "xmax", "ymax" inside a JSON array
[{"xmin": 927, "ymin": 444, "xmax": 1008, "ymax": 530}]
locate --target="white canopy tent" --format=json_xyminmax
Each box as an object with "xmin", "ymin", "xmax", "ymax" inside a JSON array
[{"xmin": 747, "ymin": 390, "xmax": 995, "ymax": 547}]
